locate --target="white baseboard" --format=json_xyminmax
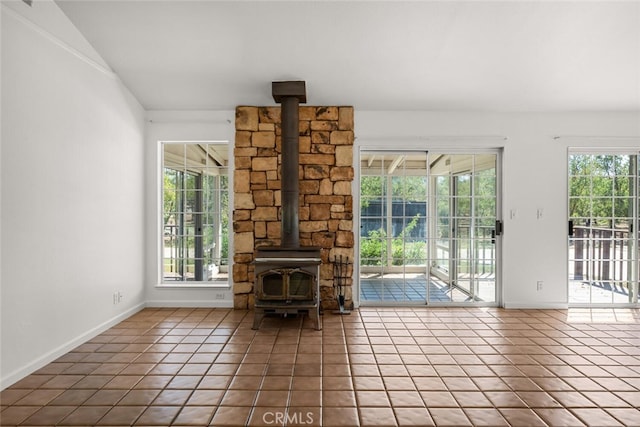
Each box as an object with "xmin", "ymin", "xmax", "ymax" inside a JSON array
[
  {"xmin": 504, "ymin": 302, "xmax": 569, "ymax": 309},
  {"xmin": 145, "ymin": 300, "xmax": 234, "ymax": 308},
  {"xmin": 0, "ymin": 303, "xmax": 145, "ymax": 390}
]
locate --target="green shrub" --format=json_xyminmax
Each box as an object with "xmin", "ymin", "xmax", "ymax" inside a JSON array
[{"xmin": 360, "ymin": 214, "xmax": 426, "ymax": 266}]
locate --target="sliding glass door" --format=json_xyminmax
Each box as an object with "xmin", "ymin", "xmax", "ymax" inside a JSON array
[
  {"xmin": 359, "ymin": 150, "xmax": 500, "ymax": 305},
  {"xmin": 429, "ymin": 154, "xmax": 498, "ymax": 304},
  {"xmin": 568, "ymin": 152, "xmax": 639, "ymax": 305}
]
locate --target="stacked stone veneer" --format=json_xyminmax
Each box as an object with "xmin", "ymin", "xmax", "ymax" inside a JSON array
[{"xmin": 233, "ymin": 105, "xmax": 355, "ymax": 310}]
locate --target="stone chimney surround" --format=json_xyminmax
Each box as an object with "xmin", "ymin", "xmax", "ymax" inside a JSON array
[{"xmin": 233, "ymin": 105, "xmax": 355, "ymax": 310}]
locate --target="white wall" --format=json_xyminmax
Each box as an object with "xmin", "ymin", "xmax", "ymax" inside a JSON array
[
  {"xmin": 144, "ymin": 110, "xmax": 235, "ymax": 307},
  {"xmin": 1, "ymin": 1, "xmax": 146, "ymax": 388},
  {"xmin": 356, "ymin": 111, "xmax": 640, "ymax": 308}
]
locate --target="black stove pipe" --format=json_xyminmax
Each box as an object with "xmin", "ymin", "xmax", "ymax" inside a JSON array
[{"xmin": 272, "ymin": 81, "xmax": 306, "ymax": 248}]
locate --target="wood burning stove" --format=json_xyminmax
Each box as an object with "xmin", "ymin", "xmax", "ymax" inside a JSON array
[
  {"xmin": 252, "ymin": 81, "xmax": 322, "ymax": 330},
  {"xmin": 253, "ymin": 247, "xmax": 321, "ymax": 330}
]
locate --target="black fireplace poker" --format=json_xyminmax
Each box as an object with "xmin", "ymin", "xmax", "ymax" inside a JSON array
[{"xmin": 333, "ymin": 255, "xmax": 352, "ymax": 315}]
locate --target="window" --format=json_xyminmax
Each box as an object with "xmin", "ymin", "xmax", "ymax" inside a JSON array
[{"xmin": 162, "ymin": 142, "xmax": 229, "ymax": 284}]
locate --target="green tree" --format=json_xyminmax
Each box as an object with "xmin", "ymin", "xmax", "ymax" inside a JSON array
[
  {"xmin": 569, "ymin": 154, "xmax": 633, "ymax": 224},
  {"xmin": 361, "ymin": 175, "xmax": 427, "ymax": 208},
  {"xmin": 163, "ymin": 168, "xmax": 178, "ymax": 223}
]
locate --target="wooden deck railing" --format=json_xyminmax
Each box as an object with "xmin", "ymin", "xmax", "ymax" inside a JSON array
[{"xmin": 570, "ymin": 225, "xmax": 633, "ymax": 282}]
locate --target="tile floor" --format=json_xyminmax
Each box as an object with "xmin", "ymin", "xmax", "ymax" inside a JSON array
[{"xmin": 1, "ymin": 307, "xmax": 640, "ymax": 426}]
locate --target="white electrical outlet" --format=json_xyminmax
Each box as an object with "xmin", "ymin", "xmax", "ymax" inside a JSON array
[
  {"xmin": 537, "ymin": 281, "xmax": 543, "ymax": 291},
  {"xmin": 215, "ymin": 293, "xmax": 225, "ymax": 300}
]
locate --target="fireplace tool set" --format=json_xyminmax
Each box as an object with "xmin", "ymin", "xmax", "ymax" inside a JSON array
[{"xmin": 333, "ymin": 255, "xmax": 352, "ymax": 315}]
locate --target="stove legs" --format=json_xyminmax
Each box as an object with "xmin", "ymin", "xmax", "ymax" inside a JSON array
[
  {"xmin": 252, "ymin": 308, "xmax": 265, "ymax": 330},
  {"xmin": 309, "ymin": 306, "xmax": 321, "ymax": 331},
  {"xmin": 251, "ymin": 306, "xmax": 321, "ymax": 330}
]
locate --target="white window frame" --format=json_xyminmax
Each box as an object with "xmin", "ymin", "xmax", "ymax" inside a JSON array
[{"xmin": 158, "ymin": 140, "xmax": 232, "ymax": 288}]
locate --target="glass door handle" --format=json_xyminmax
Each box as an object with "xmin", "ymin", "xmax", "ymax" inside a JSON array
[
  {"xmin": 494, "ymin": 220, "xmax": 503, "ymax": 236},
  {"xmin": 568, "ymin": 220, "xmax": 574, "ymax": 236}
]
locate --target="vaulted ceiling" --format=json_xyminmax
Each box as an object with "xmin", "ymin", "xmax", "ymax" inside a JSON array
[{"xmin": 54, "ymin": 0, "xmax": 640, "ymax": 112}]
